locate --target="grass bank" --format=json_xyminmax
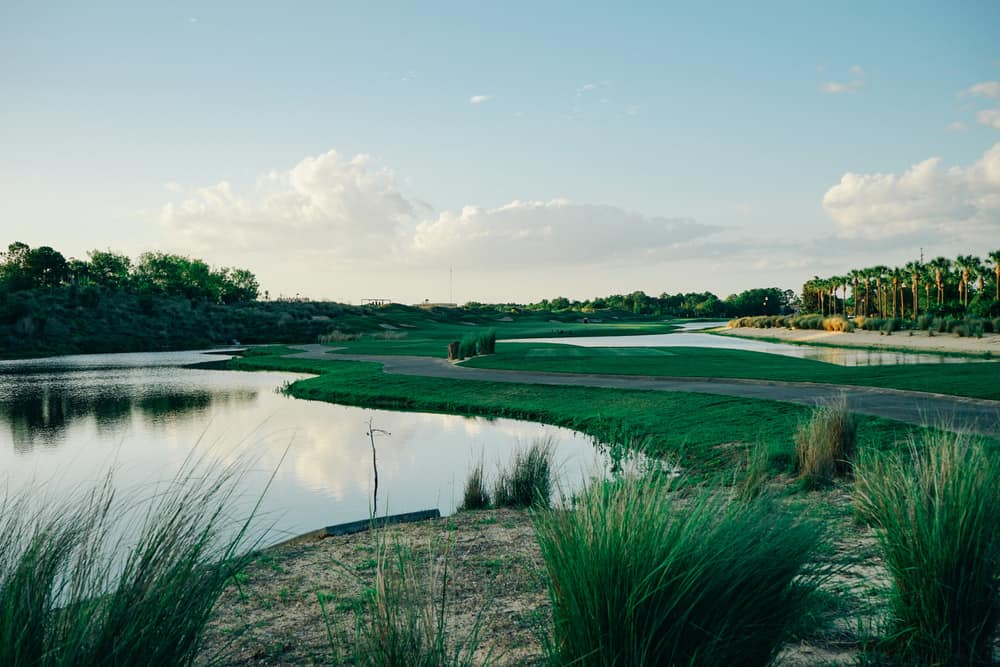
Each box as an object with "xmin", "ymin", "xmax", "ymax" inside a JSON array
[
  {"xmin": 459, "ymin": 344, "xmax": 1000, "ymax": 400},
  {"xmin": 228, "ymin": 354, "xmax": 919, "ymax": 471}
]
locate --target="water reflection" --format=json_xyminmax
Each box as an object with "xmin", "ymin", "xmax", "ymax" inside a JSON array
[
  {"xmin": 0, "ymin": 352, "xmax": 608, "ymax": 545},
  {"xmin": 512, "ymin": 326, "xmax": 986, "ymax": 366},
  {"xmin": 0, "ymin": 370, "xmax": 257, "ymax": 452}
]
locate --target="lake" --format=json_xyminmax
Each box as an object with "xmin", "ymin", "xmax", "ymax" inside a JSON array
[
  {"xmin": 0, "ymin": 350, "xmax": 612, "ymax": 545},
  {"xmin": 512, "ymin": 321, "xmax": 985, "ymax": 366}
]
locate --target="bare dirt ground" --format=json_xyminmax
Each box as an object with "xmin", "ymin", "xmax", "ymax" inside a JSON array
[
  {"xmin": 719, "ymin": 326, "xmax": 1000, "ymax": 356},
  {"xmin": 203, "ymin": 492, "xmax": 885, "ymax": 666}
]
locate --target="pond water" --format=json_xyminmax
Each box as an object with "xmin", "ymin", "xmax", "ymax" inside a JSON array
[
  {"xmin": 513, "ymin": 321, "xmax": 983, "ymax": 366},
  {"xmin": 0, "ymin": 351, "xmax": 612, "ymax": 546}
]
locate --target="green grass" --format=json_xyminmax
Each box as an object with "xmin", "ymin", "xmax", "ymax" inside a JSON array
[
  {"xmin": 228, "ymin": 354, "xmax": 920, "ymax": 471},
  {"xmin": 533, "ymin": 475, "xmax": 826, "ymax": 666},
  {"xmin": 492, "ymin": 438, "xmax": 554, "ymax": 509},
  {"xmin": 323, "ymin": 319, "xmax": 677, "ymax": 357},
  {"xmin": 854, "ymin": 431, "xmax": 1000, "ymax": 665},
  {"xmin": 460, "ymin": 343, "xmax": 1000, "ymax": 400},
  {"xmin": 0, "ymin": 456, "xmax": 260, "ymax": 666}
]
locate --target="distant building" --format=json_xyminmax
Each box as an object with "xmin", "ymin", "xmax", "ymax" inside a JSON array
[{"xmin": 362, "ymin": 298, "xmax": 392, "ymax": 307}]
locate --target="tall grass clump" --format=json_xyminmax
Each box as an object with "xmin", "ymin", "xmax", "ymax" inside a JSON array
[
  {"xmin": 493, "ymin": 438, "xmax": 554, "ymax": 509},
  {"xmin": 821, "ymin": 315, "xmax": 854, "ymax": 332},
  {"xmin": 475, "ymin": 329, "xmax": 497, "ymax": 355},
  {"xmin": 534, "ymin": 475, "xmax": 824, "ymax": 666},
  {"xmin": 460, "ymin": 457, "xmax": 491, "ymax": 510},
  {"xmin": 342, "ymin": 532, "xmax": 487, "ymax": 667},
  {"xmin": 457, "ymin": 335, "xmax": 477, "ymax": 359},
  {"xmin": 0, "ymin": 458, "xmax": 261, "ymax": 666},
  {"xmin": 854, "ymin": 431, "xmax": 1000, "ymax": 666},
  {"xmin": 794, "ymin": 397, "xmax": 857, "ymax": 488}
]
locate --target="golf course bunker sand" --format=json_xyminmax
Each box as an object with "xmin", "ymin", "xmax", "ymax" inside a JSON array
[{"xmin": 720, "ymin": 326, "xmax": 1000, "ymax": 357}]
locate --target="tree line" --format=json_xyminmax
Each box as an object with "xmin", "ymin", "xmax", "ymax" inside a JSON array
[
  {"xmin": 473, "ymin": 287, "xmax": 799, "ymax": 318},
  {"xmin": 802, "ymin": 250, "xmax": 1000, "ymax": 320},
  {"xmin": 0, "ymin": 242, "xmax": 259, "ymax": 304}
]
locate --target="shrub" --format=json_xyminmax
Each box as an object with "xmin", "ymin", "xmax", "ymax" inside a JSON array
[
  {"xmin": 794, "ymin": 397, "xmax": 857, "ymax": 488},
  {"xmin": 0, "ymin": 459, "xmax": 259, "ymax": 666},
  {"xmin": 854, "ymin": 431, "xmax": 1000, "ymax": 665},
  {"xmin": 822, "ymin": 316, "xmax": 854, "ymax": 332},
  {"xmin": 917, "ymin": 314, "xmax": 935, "ymax": 331},
  {"xmin": 534, "ymin": 475, "xmax": 824, "ymax": 667},
  {"xmin": 460, "ymin": 457, "xmax": 491, "ymax": 510},
  {"xmin": 317, "ymin": 329, "xmax": 359, "ymax": 343},
  {"xmin": 493, "ymin": 438, "xmax": 554, "ymax": 509}
]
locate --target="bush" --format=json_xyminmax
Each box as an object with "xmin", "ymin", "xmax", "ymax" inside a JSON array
[
  {"xmin": 534, "ymin": 475, "xmax": 824, "ymax": 666},
  {"xmin": 854, "ymin": 431, "xmax": 1000, "ymax": 665},
  {"xmin": 822, "ymin": 316, "xmax": 854, "ymax": 332},
  {"xmin": 794, "ymin": 397, "xmax": 857, "ymax": 488},
  {"xmin": 493, "ymin": 439, "xmax": 554, "ymax": 509},
  {"xmin": 0, "ymin": 458, "xmax": 259, "ymax": 666}
]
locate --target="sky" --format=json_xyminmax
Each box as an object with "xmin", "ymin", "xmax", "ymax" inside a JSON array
[{"xmin": 2, "ymin": 1, "xmax": 999, "ymax": 304}]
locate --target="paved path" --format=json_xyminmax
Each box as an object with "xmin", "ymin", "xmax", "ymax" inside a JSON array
[{"xmin": 288, "ymin": 345, "xmax": 1000, "ymax": 437}]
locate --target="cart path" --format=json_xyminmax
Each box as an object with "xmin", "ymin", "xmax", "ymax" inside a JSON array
[{"xmin": 287, "ymin": 345, "xmax": 1000, "ymax": 437}]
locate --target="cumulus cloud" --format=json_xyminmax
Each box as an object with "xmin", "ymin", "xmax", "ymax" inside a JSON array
[
  {"xmin": 469, "ymin": 94, "xmax": 491, "ymax": 104},
  {"xmin": 821, "ymin": 66, "xmax": 865, "ymax": 94},
  {"xmin": 411, "ymin": 200, "xmax": 719, "ymax": 265},
  {"xmin": 978, "ymin": 108, "xmax": 1000, "ymax": 129},
  {"xmin": 161, "ymin": 150, "xmax": 414, "ymax": 255},
  {"xmin": 821, "ymin": 142, "xmax": 1000, "ymax": 240},
  {"xmin": 964, "ymin": 81, "xmax": 1000, "ymax": 98},
  {"xmin": 160, "ymin": 149, "xmax": 721, "ymax": 268},
  {"xmin": 945, "ymin": 121, "xmax": 967, "ymax": 132}
]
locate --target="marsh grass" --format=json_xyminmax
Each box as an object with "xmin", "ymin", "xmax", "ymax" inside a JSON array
[
  {"xmin": 493, "ymin": 438, "xmax": 554, "ymax": 509},
  {"xmin": 794, "ymin": 397, "xmax": 857, "ymax": 488},
  {"xmin": 533, "ymin": 475, "xmax": 825, "ymax": 666},
  {"xmin": 0, "ymin": 456, "xmax": 263, "ymax": 666},
  {"xmin": 460, "ymin": 456, "xmax": 491, "ymax": 510},
  {"xmin": 733, "ymin": 440, "xmax": 770, "ymax": 501},
  {"xmin": 853, "ymin": 431, "xmax": 1000, "ymax": 665},
  {"xmin": 334, "ymin": 527, "xmax": 489, "ymax": 666}
]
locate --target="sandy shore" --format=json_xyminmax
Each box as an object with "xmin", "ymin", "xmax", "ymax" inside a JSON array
[{"xmin": 718, "ymin": 326, "xmax": 1000, "ymax": 356}]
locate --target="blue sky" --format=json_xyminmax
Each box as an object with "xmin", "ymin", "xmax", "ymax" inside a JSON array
[{"xmin": 2, "ymin": 1, "xmax": 998, "ymax": 303}]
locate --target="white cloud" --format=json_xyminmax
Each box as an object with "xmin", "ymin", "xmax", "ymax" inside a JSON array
[
  {"xmin": 964, "ymin": 81, "xmax": 1000, "ymax": 98},
  {"xmin": 469, "ymin": 94, "xmax": 491, "ymax": 105},
  {"xmin": 160, "ymin": 149, "xmax": 721, "ymax": 268},
  {"xmin": 161, "ymin": 150, "xmax": 414, "ymax": 256},
  {"xmin": 821, "ymin": 142, "xmax": 1000, "ymax": 240},
  {"xmin": 410, "ymin": 200, "xmax": 719, "ymax": 265},
  {"xmin": 945, "ymin": 121, "xmax": 966, "ymax": 132},
  {"xmin": 820, "ymin": 66, "xmax": 865, "ymax": 94},
  {"xmin": 977, "ymin": 107, "xmax": 1000, "ymax": 129},
  {"xmin": 577, "ymin": 83, "xmax": 598, "ymax": 95}
]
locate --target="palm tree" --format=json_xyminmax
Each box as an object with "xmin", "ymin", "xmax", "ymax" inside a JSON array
[
  {"xmin": 873, "ymin": 265, "xmax": 889, "ymax": 318},
  {"xmin": 929, "ymin": 257, "xmax": 951, "ymax": 305},
  {"xmin": 905, "ymin": 260, "xmax": 921, "ymax": 320},
  {"xmin": 920, "ymin": 264, "xmax": 935, "ymax": 316},
  {"xmin": 955, "ymin": 255, "xmax": 980, "ymax": 309},
  {"xmin": 989, "ymin": 249, "xmax": 1000, "ymax": 302},
  {"xmin": 849, "ymin": 270, "xmax": 861, "ymax": 317}
]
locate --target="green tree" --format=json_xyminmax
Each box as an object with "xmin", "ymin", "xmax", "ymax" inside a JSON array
[{"xmin": 88, "ymin": 249, "xmax": 132, "ymax": 289}]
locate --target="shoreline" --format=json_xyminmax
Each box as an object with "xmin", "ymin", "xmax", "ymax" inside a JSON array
[{"xmin": 715, "ymin": 326, "xmax": 1000, "ymax": 357}]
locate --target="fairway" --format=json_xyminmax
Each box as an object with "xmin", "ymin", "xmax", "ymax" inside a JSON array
[{"xmin": 460, "ymin": 342, "xmax": 1000, "ymax": 400}]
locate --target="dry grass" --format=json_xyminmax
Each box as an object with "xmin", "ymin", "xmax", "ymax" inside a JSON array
[{"xmin": 794, "ymin": 397, "xmax": 857, "ymax": 488}]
